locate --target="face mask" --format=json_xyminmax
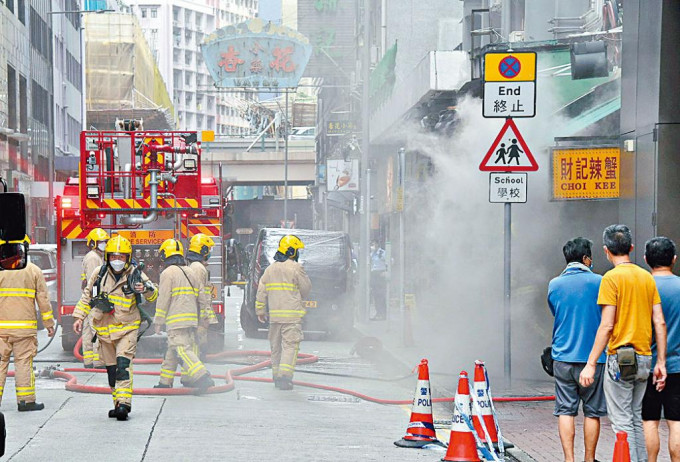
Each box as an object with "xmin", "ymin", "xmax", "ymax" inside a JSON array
[
  {"xmin": 109, "ymin": 260, "xmax": 126, "ymax": 272},
  {"xmin": 97, "ymin": 242, "xmax": 107, "ymax": 252}
]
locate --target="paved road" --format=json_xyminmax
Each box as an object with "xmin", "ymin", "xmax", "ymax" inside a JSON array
[{"xmin": 1, "ymin": 289, "xmax": 459, "ymax": 461}]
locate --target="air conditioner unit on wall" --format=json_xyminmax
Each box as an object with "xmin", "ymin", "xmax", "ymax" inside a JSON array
[{"xmin": 509, "ymin": 31, "xmax": 525, "ymax": 42}]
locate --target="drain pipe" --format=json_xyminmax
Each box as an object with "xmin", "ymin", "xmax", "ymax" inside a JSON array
[{"xmin": 121, "ymin": 169, "xmax": 159, "ymax": 225}]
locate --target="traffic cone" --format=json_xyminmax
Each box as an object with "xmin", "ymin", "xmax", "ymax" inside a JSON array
[
  {"xmin": 442, "ymin": 371, "xmax": 481, "ymax": 462},
  {"xmin": 471, "ymin": 361, "xmax": 499, "ymax": 446},
  {"xmin": 612, "ymin": 432, "xmax": 631, "ymax": 462},
  {"xmin": 394, "ymin": 359, "xmax": 444, "ymax": 448}
]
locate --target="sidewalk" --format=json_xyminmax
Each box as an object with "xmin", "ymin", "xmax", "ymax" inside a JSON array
[{"xmin": 355, "ymin": 318, "xmax": 673, "ymax": 462}]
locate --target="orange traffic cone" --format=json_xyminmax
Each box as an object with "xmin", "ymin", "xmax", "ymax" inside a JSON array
[
  {"xmin": 394, "ymin": 359, "xmax": 444, "ymax": 448},
  {"xmin": 612, "ymin": 432, "xmax": 631, "ymax": 462},
  {"xmin": 471, "ymin": 361, "xmax": 499, "ymax": 446},
  {"xmin": 442, "ymin": 371, "xmax": 481, "ymax": 462}
]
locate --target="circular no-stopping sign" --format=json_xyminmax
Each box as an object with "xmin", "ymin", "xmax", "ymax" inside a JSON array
[{"xmin": 499, "ymin": 56, "xmax": 521, "ymax": 78}]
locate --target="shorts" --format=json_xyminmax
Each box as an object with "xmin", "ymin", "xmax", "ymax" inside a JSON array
[
  {"xmin": 642, "ymin": 372, "xmax": 680, "ymax": 421},
  {"xmin": 553, "ymin": 361, "xmax": 607, "ymax": 417}
]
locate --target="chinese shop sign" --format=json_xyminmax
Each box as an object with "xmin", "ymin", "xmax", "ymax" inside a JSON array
[
  {"xmin": 201, "ymin": 18, "xmax": 312, "ymax": 88},
  {"xmin": 551, "ymin": 147, "xmax": 620, "ymax": 200}
]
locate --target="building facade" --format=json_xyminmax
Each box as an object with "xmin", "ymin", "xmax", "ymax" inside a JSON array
[
  {"xmin": 128, "ymin": 0, "xmax": 257, "ymax": 135},
  {"xmin": 1, "ymin": 0, "xmax": 56, "ymax": 238},
  {"xmin": 52, "ymin": 0, "xmax": 84, "ymax": 178}
]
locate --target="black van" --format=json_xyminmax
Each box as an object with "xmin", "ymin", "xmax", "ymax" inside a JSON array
[{"xmin": 240, "ymin": 228, "xmax": 355, "ymax": 338}]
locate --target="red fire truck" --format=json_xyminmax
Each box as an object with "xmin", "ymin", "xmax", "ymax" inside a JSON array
[{"xmin": 55, "ymin": 123, "xmax": 226, "ymax": 353}]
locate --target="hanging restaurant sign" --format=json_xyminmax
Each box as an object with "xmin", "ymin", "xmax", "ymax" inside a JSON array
[{"xmin": 200, "ymin": 18, "xmax": 312, "ymax": 89}]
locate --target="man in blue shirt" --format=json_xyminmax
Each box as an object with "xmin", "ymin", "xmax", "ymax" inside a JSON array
[
  {"xmin": 642, "ymin": 237, "xmax": 680, "ymax": 462},
  {"xmin": 548, "ymin": 237, "xmax": 607, "ymax": 462}
]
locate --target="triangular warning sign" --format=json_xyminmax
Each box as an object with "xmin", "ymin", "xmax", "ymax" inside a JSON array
[{"xmin": 479, "ymin": 118, "xmax": 538, "ymax": 172}]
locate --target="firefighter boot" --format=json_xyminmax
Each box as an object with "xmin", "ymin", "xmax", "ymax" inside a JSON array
[
  {"xmin": 193, "ymin": 374, "xmax": 215, "ymax": 394},
  {"xmin": 278, "ymin": 377, "xmax": 294, "ymax": 391},
  {"xmin": 111, "ymin": 404, "xmax": 131, "ymax": 421},
  {"xmin": 153, "ymin": 384, "xmax": 172, "ymax": 389},
  {"xmin": 273, "ymin": 377, "xmax": 281, "ymax": 389},
  {"xmin": 18, "ymin": 401, "xmax": 44, "ymax": 412}
]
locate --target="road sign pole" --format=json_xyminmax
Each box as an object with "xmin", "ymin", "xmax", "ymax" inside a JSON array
[{"xmin": 504, "ymin": 202, "xmax": 512, "ymax": 386}]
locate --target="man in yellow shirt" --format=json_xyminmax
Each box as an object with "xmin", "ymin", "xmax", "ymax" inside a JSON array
[{"xmin": 580, "ymin": 224, "xmax": 668, "ymax": 462}]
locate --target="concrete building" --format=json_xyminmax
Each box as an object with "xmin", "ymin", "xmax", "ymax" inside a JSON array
[
  {"xmin": 84, "ymin": 12, "xmax": 176, "ymax": 129},
  {"xmin": 1, "ymin": 1, "xmax": 56, "ymax": 239},
  {"xmin": 51, "ymin": 0, "xmax": 84, "ymax": 179},
  {"xmin": 128, "ymin": 0, "xmax": 257, "ymax": 135}
]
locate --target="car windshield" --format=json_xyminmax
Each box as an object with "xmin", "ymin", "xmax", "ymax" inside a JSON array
[{"xmin": 28, "ymin": 251, "xmax": 54, "ymax": 271}]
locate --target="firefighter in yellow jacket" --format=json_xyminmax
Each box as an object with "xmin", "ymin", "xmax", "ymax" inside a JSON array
[
  {"xmin": 186, "ymin": 233, "xmax": 218, "ymax": 355},
  {"xmin": 256, "ymin": 235, "xmax": 311, "ymax": 390},
  {"xmin": 153, "ymin": 239, "xmax": 214, "ymax": 391},
  {"xmin": 0, "ymin": 236, "xmax": 55, "ymax": 411},
  {"xmin": 80, "ymin": 228, "xmax": 109, "ymax": 368},
  {"xmin": 73, "ymin": 235, "xmax": 158, "ymax": 421}
]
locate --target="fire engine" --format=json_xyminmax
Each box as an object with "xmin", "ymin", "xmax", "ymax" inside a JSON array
[{"xmin": 55, "ymin": 121, "xmax": 226, "ymax": 353}]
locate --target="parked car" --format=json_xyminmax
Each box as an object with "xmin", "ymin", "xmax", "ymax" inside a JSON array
[
  {"xmin": 28, "ymin": 244, "xmax": 58, "ymax": 328},
  {"xmin": 240, "ymin": 228, "xmax": 355, "ymax": 338}
]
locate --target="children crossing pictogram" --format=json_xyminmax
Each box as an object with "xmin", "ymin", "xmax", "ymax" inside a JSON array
[{"xmin": 480, "ymin": 118, "xmax": 538, "ymax": 172}]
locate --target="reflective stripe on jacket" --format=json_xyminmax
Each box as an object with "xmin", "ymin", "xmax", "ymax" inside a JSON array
[
  {"xmin": 255, "ymin": 259, "xmax": 311, "ymax": 323},
  {"xmin": 189, "ymin": 261, "xmax": 218, "ymax": 325},
  {"xmin": 74, "ymin": 265, "xmax": 158, "ymax": 341},
  {"xmin": 0, "ymin": 262, "xmax": 54, "ymax": 337},
  {"xmin": 81, "ymin": 250, "xmax": 103, "ymax": 288},
  {"xmin": 154, "ymin": 265, "xmax": 204, "ymax": 331}
]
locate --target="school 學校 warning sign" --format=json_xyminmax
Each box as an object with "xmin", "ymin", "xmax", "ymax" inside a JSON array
[{"xmin": 479, "ymin": 118, "xmax": 538, "ymax": 172}]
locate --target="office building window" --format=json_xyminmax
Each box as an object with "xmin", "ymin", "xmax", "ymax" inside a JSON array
[
  {"xmin": 141, "ymin": 8, "xmax": 147, "ymax": 18},
  {"xmin": 150, "ymin": 8, "xmax": 157, "ymax": 18}
]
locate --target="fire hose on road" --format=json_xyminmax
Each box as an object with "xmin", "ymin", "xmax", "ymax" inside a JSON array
[{"xmin": 30, "ymin": 337, "xmax": 557, "ymax": 404}]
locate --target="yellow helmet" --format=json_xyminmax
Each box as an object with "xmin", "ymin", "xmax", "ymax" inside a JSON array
[
  {"xmin": 86, "ymin": 228, "xmax": 110, "ymax": 248},
  {"xmin": 189, "ymin": 233, "xmax": 215, "ymax": 256},
  {"xmin": 104, "ymin": 235, "xmax": 132, "ymax": 269},
  {"xmin": 159, "ymin": 238, "xmax": 184, "ymax": 260},
  {"xmin": 278, "ymin": 235, "xmax": 304, "ymax": 259}
]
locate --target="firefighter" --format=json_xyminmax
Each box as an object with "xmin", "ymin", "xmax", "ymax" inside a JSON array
[
  {"xmin": 153, "ymin": 239, "xmax": 214, "ymax": 391},
  {"xmin": 80, "ymin": 228, "xmax": 109, "ymax": 369},
  {"xmin": 0, "ymin": 236, "xmax": 55, "ymax": 411},
  {"xmin": 256, "ymin": 235, "xmax": 311, "ymax": 391},
  {"xmin": 186, "ymin": 233, "xmax": 218, "ymax": 356},
  {"xmin": 73, "ymin": 235, "xmax": 158, "ymax": 421}
]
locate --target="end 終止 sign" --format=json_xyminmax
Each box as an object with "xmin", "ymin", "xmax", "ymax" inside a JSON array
[{"xmin": 483, "ymin": 52, "xmax": 537, "ymax": 118}]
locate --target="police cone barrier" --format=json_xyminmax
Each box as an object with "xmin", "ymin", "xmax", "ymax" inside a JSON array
[
  {"xmin": 472, "ymin": 361, "xmax": 500, "ymax": 446},
  {"xmin": 394, "ymin": 359, "xmax": 445, "ymax": 448},
  {"xmin": 612, "ymin": 432, "xmax": 631, "ymax": 462},
  {"xmin": 442, "ymin": 371, "xmax": 481, "ymax": 462}
]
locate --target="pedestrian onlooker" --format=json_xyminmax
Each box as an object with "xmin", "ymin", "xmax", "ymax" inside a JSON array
[
  {"xmin": 370, "ymin": 241, "xmax": 387, "ymax": 321},
  {"xmin": 642, "ymin": 237, "xmax": 680, "ymax": 462},
  {"xmin": 548, "ymin": 237, "xmax": 607, "ymax": 462},
  {"xmin": 580, "ymin": 224, "xmax": 668, "ymax": 462}
]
